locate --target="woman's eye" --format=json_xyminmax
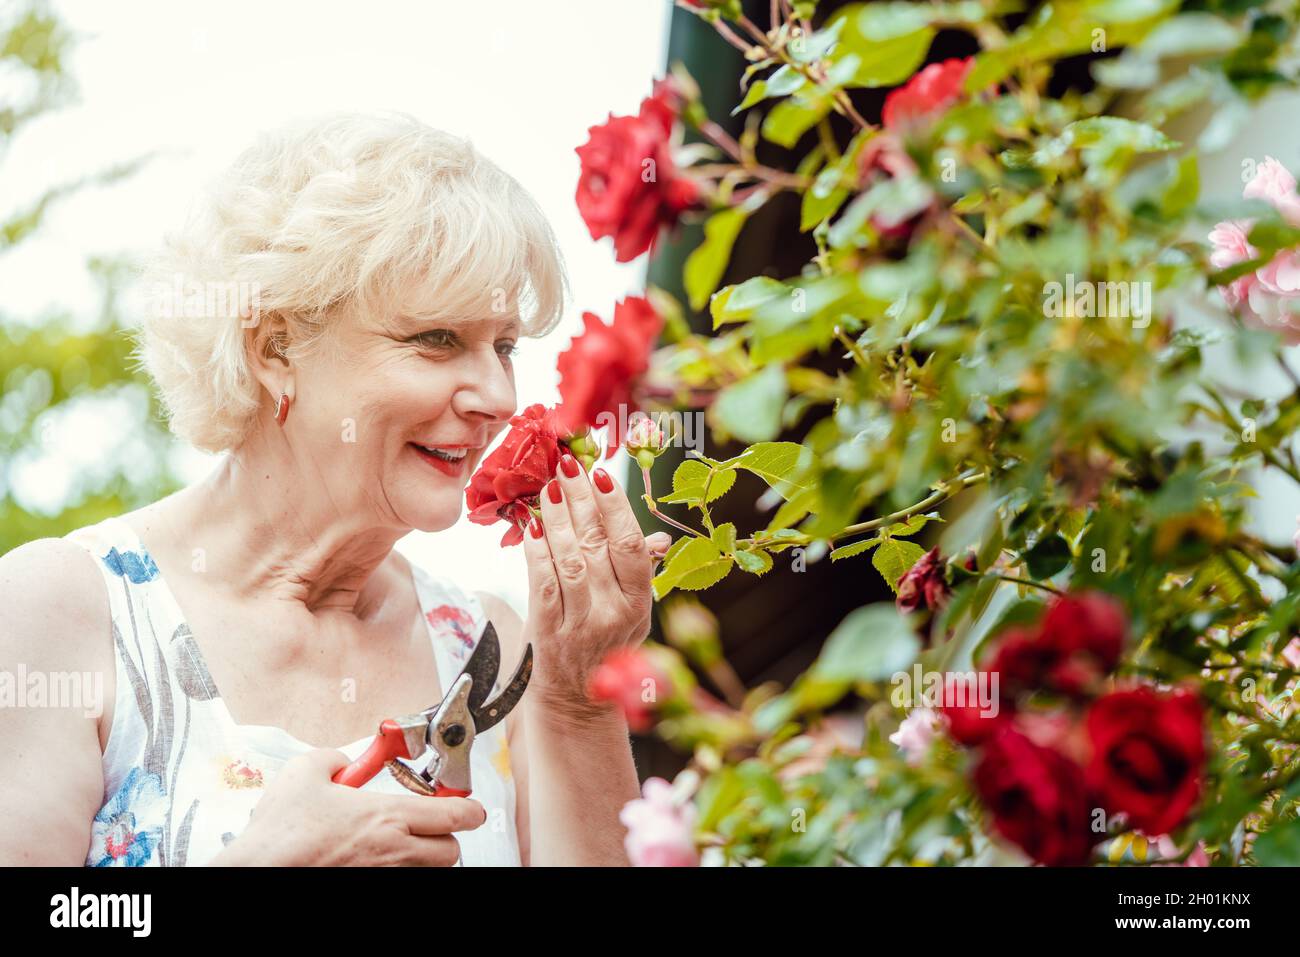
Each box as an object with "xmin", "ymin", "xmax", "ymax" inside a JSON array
[
  {"xmin": 414, "ymin": 329, "xmax": 457, "ymax": 349},
  {"xmin": 496, "ymin": 341, "xmax": 519, "ymax": 359}
]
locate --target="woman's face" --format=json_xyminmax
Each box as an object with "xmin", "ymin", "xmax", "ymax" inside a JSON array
[{"xmin": 289, "ymin": 305, "xmax": 520, "ymax": 533}]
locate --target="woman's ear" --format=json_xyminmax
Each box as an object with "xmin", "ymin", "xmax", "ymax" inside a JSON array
[{"xmin": 245, "ymin": 311, "xmax": 294, "ymax": 402}]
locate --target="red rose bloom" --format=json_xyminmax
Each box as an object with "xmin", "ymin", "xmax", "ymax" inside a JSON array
[
  {"xmin": 986, "ymin": 627, "xmax": 1059, "ymax": 698},
  {"xmin": 1085, "ymin": 686, "xmax": 1205, "ymax": 836},
  {"xmin": 556, "ymin": 296, "xmax": 663, "ymax": 445},
  {"xmin": 1040, "ymin": 591, "xmax": 1127, "ymax": 672},
  {"xmin": 576, "ymin": 81, "xmax": 699, "ymax": 262},
  {"xmin": 940, "ymin": 695, "xmax": 1012, "ymax": 746},
  {"xmin": 588, "ymin": 648, "xmax": 670, "ymax": 732},
  {"xmin": 986, "ymin": 593, "xmax": 1129, "ymax": 699},
  {"xmin": 465, "ymin": 404, "xmax": 564, "ymax": 546},
  {"xmin": 973, "ymin": 728, "xmax": 1101, "ymax": 866},
  {"xmin": 896, "ymin": 547, "xmax": 950, "ymax": 614},
  {"xmin": 881, "ymin": 57, "xmax": 974, "ymax": 131}
]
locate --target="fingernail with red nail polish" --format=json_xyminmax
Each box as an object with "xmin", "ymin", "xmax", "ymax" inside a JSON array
[
  {"xmin": 529, "ymin": 516, "xmax": 543, "ymax": 539},
  {"xmin": 593, "ymin": 468, "xmax": 614, "ymax": 494},
  {"xmin": 559, "ymin": 454, "xmax": 580, "ymax": 478},
  {"xmin": 547, "ymin": 480, "xmax": 563, "ymax": 504}
]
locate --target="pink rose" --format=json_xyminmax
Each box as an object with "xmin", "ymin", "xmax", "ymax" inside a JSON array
[
  {"xmin": 1151, "ymin": 834, "xmax": 1210, "ymax": 867},
  {"xmin": 1243, "ymin": 277, "xmax": 1300, "ymax": 341},
  {"xmin": 619, "ymin": 777, "xmax": 699, "ymax": 867},
  {"xmin": 889, "ymin": 707, "xmax": 942, "ymax": 764},
  {"xmin": 1243, "ymin": 157, "xmax": 1300, "ymax": 226},
  {"xmin": 1208, "ymin": 221, "xmax": 1259, "ymax": 309}
]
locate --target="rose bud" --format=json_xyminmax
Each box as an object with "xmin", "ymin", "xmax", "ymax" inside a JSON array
[
  {"xmin": 564, "ymin": 428, "xmax": 601, "ymax": 472},
  {"xmin": 625, "ymin": 414, "xmax": 670, "ymax": 470},
  {"xmin": 588, "ymin": 647, "xmax": 672, "ymax": 733},
  {"xmin": 896, "ymin": 547, "xmax": 950, "ymax": 614}
]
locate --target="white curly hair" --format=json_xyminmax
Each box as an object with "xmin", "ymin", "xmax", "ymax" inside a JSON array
[{"xmin": 135, "ymin": 111, "xmax": 567, "ymax": 453}]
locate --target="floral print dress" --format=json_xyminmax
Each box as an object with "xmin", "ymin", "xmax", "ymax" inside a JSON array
[{"xmin": 65, "ymin": 515, "xmax": 522, "ymax": 867}]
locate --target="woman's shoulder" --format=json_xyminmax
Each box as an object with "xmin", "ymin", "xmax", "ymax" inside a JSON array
[{"xmin": 0, "ymin": 533, "xmax": 114, "ymax": 663}]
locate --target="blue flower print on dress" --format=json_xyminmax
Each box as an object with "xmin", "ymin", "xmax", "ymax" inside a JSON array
[
  {"xmin": 101, "ymin": 545, "xmax": 160, "ymax": 584},
  {"xmin": 90, "ymin": 767, "xmax": 166, "ymax": 866}
]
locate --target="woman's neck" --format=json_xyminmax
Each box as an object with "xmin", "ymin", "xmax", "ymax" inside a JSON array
[{"xmin": 165, "ymin": 432, "xmax": 409, "ymax": 619}]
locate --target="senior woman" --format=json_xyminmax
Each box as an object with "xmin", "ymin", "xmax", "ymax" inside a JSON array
[{"xmin": 0, "ymin": 112, "xmax": 669, "ymax": 866}]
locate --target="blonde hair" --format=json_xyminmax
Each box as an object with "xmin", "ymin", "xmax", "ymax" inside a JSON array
[{"xmin": 135, "ymin": 111, "xmax": 566, "ymax": 453}]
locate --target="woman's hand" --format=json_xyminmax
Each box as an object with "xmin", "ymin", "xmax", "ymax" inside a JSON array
[
  {"xmin": 520, "ymin": 454, "xmax": 671, "ymax": 720},
  {"xmin": 208, "ymin": 749, "xmax": 486, "ymax": 866}
]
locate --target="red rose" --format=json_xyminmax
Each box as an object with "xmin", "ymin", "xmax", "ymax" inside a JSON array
[
  {"xmin": 986, "ymin": 627, "xmax": 1060, "ymax": 698},
  {"xmin": 985, "ymin": 593, "xmax": 1129, "ymax": 699},
  {"xmin": 465, "ymin": 404, "xmax": 564, "ymax": 546},
  {"xmin": 881, "ymin": 57, "xmax": 974, "ymax": 131},
  {"xmin": 940, "ymin": 695, "xmax": 1012, "ymax": 746},
  {"xmin": 576, "ymin": 82, "xmax": 699, "ymax": 262},
  {"xmin": 588, "ymin": 648, "xmax": 670, "ymax": 732},
  {"xmin": 896, "ymin": 547, "xmax": 950, "ymax": 613},
  {"xmin": 1040, "ymin": 591, "xmax": 1127, "ymax": 672},
  {"xmin": 1085, "ymin": 686, "xmax": 1205, "ymax": 836},
  {"xmin": 973, "ymin": 728, "xmax": 1101, "ymax": 866},
  {"xmin": 556, "ymin": 296, "xmax": 663, "ymax": 445}
]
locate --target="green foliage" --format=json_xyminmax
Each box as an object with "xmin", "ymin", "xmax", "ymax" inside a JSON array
[
  {"xmin": 637, "ymin": 0, "xmax": 1300, "ymax": 867},
  {"xmin": 0, "ymin": 1, "xmax": 184, "ymax": 555}
]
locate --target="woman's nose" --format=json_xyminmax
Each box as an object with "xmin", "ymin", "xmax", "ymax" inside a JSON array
[{"xmin": 452, "ymin": 350, "xmax": 517, "ymax": 424}]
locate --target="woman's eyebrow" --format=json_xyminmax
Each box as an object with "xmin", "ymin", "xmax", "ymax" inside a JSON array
[{"xmin": 395, "ymin": 313, "xmax": 521, "ymax": 338}]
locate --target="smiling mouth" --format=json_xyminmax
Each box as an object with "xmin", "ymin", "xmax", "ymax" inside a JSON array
[{"xmin": 412, "ymin": 444, "xmax": 469, "ymax": 463}]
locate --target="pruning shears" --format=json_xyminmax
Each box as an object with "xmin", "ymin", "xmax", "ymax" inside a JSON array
[{"xmin": 331, "ymin": 622, "xmax": 532, "ymax": 797}]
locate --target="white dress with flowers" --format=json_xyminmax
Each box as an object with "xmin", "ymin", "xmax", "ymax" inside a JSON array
[{"xmin": 65, "ymin": 515, "xmax": 522, "ymax": 867}]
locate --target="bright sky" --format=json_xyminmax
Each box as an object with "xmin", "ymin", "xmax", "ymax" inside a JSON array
[{"xmin": 1, "ymin": 0, "xmax": 672, "ymax": 610}]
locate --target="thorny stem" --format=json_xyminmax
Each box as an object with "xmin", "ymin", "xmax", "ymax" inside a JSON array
[
  {"xmin": 833, "ymin": 325, "xmax": 869, "ymax": 369},
  {"xmin": 641, "ymin": 466, "xmax": 706, "ymax": 538},
  {"xmin": 712, "ymin": 8, "xmax": 872, "ymax": 134},
  {"xmin": 987, "ymin": 574, "xmax": 1065, "ymax": 597},
  {"xmin": 821, "ymin": 470, "xmax": 989, "ymax": 546}
]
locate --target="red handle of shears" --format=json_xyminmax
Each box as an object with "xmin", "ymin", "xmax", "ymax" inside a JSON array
[{"xmin": 332, "ymin": 719, "xmax": 413, "ymax": 788}]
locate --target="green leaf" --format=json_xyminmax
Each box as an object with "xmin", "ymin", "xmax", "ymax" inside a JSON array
[
  {"xmin": 1254, "ymin": 818, "xmax": 1300, "ymax": 866},
  {"xmin": 711, "ymin": 522, "xmax": 737, "ymax": 553},
  {"xmin": 766, "ymin": 485, "xmax": 820, "ymax": 532},
  {"xmin": 830, "ymin": 3, "xmax": 935, "ymax": 88},
  {"xmin": 1158, "ymin": 153, "xmax": 1199, "ymax": 219},
  {"xmin": 1025, "ymin": 533, "xmax": 1072, "ymax": 579},
  {"xmin": 813, "ymin": 603, "xmax": 920, "ymax": 682},
  {"xmin": 735, "ymin": 548, "xmax": 774, "ymax": 576},
  {"xmin": 711, "ymin": 276, "xmax": 791, "ymax": 329},
  {"xmin": 830, "ymin": 536, "xmax": 882, "ymax": 561},
  {"xmin": 727, "ymin": 440, "xmax": 811, "ymax": 493},
  {"xmin": 1064, "ymin": 116, "xmax": 1179, "ymax": 153},
  {"xmin": 713, "ymin": 364, "xmax": 788, "ymax": 444},
  {"xmin": 1247, "ymin": 219, "xmax": 1300, "ymax": 254},
  {"xmin": 659, "ymin": 460, "xmax": 737, "ymax": 505},
  {"xmin": 872, "ymin": 538, "xmax": 928, "ymax": 593},
  {"xmin": 885, "ymin": 512, "xmax": 942, "ymax": 537},
  {"xmin": 762, "ymin": 95, "xmax": 833, "ymax": 148},
  {"xmin": 652, "ymin": 537, "xmax": 735, "ymax": 599},
  {"xmin": 684, "ymin": 208, "xmax": 749, "ymax": 311}
]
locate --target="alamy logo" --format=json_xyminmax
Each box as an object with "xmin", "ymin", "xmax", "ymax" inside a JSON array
[
  {"xmin": 1042, "ymin": 273, "xmax": 1152, "ymax": 327},
  {"xmin": 49, "ymin": 887, "xmax": 151, "ymax": 937}
]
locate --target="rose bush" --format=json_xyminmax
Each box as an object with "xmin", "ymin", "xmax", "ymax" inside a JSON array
[{"xmin": 495, "ymin": 0, "xmax": 1300, "ymax": 866}]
